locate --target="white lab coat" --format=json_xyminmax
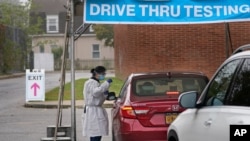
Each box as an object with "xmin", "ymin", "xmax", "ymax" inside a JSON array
[{"xmin": 82, "ymin": 78, "xmax": 110, "ymax": 137}]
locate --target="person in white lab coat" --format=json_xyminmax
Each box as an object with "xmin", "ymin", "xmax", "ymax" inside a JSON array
[{"xmin": 82, "ymin": 66, "xmax": 112, "ymax": 141}]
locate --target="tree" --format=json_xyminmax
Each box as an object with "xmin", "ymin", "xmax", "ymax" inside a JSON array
[
  {"xmin": 51, "ymin": 47, "xmax": 63, "ymax": 70},
  {"xmin": 51, "ymin": 47, "xmax": 63, "ymax": 62},
  {"xmin": 1, "ymin": 40, "xmax": 16, "ymax": 73},
  {"xmin": 0, "ymin": 0, "xmax": 43, "ymax": 34},
  {"xmin": 0, "ymin": 0, "xmax": 44, "ymax": 73},
  {"xmin": 92, "ymin": 24, "xmax": 114, "ymax": 47}
]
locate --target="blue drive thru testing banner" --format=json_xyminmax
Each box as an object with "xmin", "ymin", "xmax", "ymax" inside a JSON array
[{"xmin": 84, "ymin": 0, "xmax": 250, "ymax": 24}]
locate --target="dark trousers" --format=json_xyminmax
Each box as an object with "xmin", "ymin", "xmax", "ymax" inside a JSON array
[{"xmin": 90, "ymin": 136, "xmax": 102, "ymax": 141}]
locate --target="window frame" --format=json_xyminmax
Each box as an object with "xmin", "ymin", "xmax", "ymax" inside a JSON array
[
  {"xmin": 117, "ymin": 77, "xmax": 131, "ymax": 103},
  {"xmin": 227, "ymin": 58, "xmax": 250, "ymax": 106},
  {"xmin": 46, "ymin": 15, "xmax": 59, "ymax": 33},
  {"xmin": 92, "ymin": 44, "xmax": 100, "ymax": 59},
  {"xmin": 132, "ymin": 77, "xmax": 207, "ymax": 97},
  {"xmin": 39, "ymin": 45, "xmax": 45, "ymax": 53},
  {"xmin": 119, "ymin": 79, "xmax": 129, "ymax": 99},
  {"xmin": 200, "ymin": 59, "xmax": 243, "ymax": 106},
  {"xmin": 89, "ymin": 25, "xmax": 94, "ymax": 32}
]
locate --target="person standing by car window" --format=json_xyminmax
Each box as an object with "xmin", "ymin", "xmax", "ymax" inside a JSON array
[{"xmin": 82, "ymin": 66, "xmax": 112, "ymax": 141}]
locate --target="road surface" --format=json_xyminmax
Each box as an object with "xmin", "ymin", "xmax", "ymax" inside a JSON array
[{"xmin": 0, "ymin": 71, "xmax": 114, "ymax": 141}]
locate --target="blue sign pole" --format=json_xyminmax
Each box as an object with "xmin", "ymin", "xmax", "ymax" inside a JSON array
[{"xmin": 84, "ymin": 0, "xmax": 250, "ymax": 24}]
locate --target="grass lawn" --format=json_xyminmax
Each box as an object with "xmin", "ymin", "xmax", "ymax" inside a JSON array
[{"xmin": 45, "ymin": 77, "xmax": 124, "ymax": 101}]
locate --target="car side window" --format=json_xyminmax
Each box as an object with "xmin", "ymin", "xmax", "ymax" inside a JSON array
[
  {"xmin": 228, "ymin": 59, "xmax": 250, "ymax": 106},
  {"xmin": 205, "ymin": 59, "xmax": 241, "ymax": 106},
  {"xmin": 118, "ymin": 78, "xmax": 129, "ymax": 99}
]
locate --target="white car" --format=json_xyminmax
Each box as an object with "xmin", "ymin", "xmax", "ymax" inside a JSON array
[{"xmin": 167, "ymin": 44, "xmax": 250, "ymax": 141}]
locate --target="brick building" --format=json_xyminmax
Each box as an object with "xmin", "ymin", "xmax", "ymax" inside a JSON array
[{"xmin": 114, "ymin": 22, "xmax": 250, "ymax": 79}]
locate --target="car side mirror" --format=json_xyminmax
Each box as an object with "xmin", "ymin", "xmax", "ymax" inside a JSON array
[
  {"xmin": 106, "ymin": 92, "xmax": 117, "ymax": 101},
  {"xmin": 179, "ymin": 91, "xmax": 198, "ymax": 108}
]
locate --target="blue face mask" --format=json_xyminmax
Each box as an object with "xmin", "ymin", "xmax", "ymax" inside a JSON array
[{"xmin": 98, "ymin": 75, "xmax": 105, "ymax": 80}]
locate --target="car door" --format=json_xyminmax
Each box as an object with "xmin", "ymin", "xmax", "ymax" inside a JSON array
[
  {"xmin": 177, "ymin": 59, "xmax": 242, "ymax": 141},
  {"xmin": 218, "ymin": 58, "xmax": 250, "ymax": 138},
  {"xmin": 112, "ymin": 77, "xmax": 130, "ymax": 141}
]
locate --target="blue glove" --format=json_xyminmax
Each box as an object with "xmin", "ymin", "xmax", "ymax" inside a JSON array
[
  {"xmin": 107, "ymin": 78, "xmax": 112, "ymax": 83},
  {"xmin": 104, "ymin": 91, "xmax": 109, "ymax": 95}
]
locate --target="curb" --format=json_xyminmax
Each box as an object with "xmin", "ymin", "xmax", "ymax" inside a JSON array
[
  {"xmin": 24, "ymin": 101, "xmax": 114, "ymax": 109},
  {"xmin": 24, "ymin": 103, "xmax": 71, "ymax": 109},
  {"xmin": 2, "ymin": 71, "xmax": 116, "ymax": 109},
  {"xmin": 0, "ymin": 73, "xmax": 25, "ymax": 80}
]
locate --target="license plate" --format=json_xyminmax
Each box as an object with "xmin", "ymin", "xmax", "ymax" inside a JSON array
[{"xmin": 165, "ymin": 113, "xmax": 178, "ymax": 124}]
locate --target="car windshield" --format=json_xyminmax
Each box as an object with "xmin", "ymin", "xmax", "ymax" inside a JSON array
[{"xmin": 133, "ymin": 77, "xmax": 207, "ymax": 98}]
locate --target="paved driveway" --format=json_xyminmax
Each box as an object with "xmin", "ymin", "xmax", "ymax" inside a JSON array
[{"xmin": 0, "ymin": 71, "xmax": 114, "ymax": 141}]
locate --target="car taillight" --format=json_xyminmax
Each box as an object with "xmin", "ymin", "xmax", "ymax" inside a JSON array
[
  {"xmin": 166, "ymin": 91, "xmax": 180, "ymax": 95},
  {"xmin": 120, "ymin": 106, "xmax": 150, "ymax": 119},
  {"xmin": 120, "ymin": 106, "xmax": 136, "ymax": 119}
]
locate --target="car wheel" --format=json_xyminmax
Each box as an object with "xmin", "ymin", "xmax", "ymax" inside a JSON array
[{"xmin": 168, "ymin": 130, "xmax": 179, "ymax": 141}]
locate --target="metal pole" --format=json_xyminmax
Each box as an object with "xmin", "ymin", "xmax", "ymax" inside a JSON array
[
  {"xmin": 70, "ymin": 0, "xmax": 76, "ymax": 141},
  {"xmin": 53, "ymin": 1, "xmax": 70, "ymax": 139},
  {"xmin": 224, "ymin": 23, "xmax": 229, "ymax": 58}
]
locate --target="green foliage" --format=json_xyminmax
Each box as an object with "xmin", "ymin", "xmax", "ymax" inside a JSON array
[
  {"xmin": 1, "ymin": 40, "xmax": 15, "ymax": 73},
  {"xmin": 45, "ymin": 77, "xmax": 124, "ymax": 101},
  {"xmin": 93, "ymin": 24, "xmax": 114, "ymax": 47},
  {"xmin": 0, "ymin": 0, "xmax": 44, "ymax": 73},
  {"xmin": 0, "ymin": 0, "xmax": 43, "ymax": 34},
  {"xmin": 0, "ymin": 1, "xmax": 26, "ymax": 28},
  {"xmin": 0, "ymin": 39, "xmax": 24, "ymax": 73},
  {"xmin": 51, "ymin": 47, "xmax": 63, "ymax": 61}
]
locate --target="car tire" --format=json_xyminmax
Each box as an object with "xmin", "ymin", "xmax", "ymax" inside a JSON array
[{"xmin": 168, "ymin": 130, "xmax": 179, "ymax": 141}]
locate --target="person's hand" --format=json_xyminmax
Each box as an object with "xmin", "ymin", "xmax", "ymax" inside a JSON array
[
  {"xmin": 107, "ymin": 78, "xmax": 112, "ymax": 83},
  {"xmin": 104, "ymin": 91, "xmax": 109, "ymax": 95}
]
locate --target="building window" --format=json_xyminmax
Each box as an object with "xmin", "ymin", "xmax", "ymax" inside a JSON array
[
  {"xmin": 89, "ymin": 24, "xmax": 94, "ymax": 32},
  {"xmin": 46, "ymin": 15, "xmax": 59, "ymax": 33},
  {"xmin": 39, "ymin": 45, "xmax": 44, "ymax": 53},
  {"xmin": 92, "ymin": 44, "xmax": 100, "ymax": 58}
]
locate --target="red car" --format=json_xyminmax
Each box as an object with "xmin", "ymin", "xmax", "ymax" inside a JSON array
[{"xmin": 111, "ymin": 72, "xmax": 209, "ymax": 141}]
